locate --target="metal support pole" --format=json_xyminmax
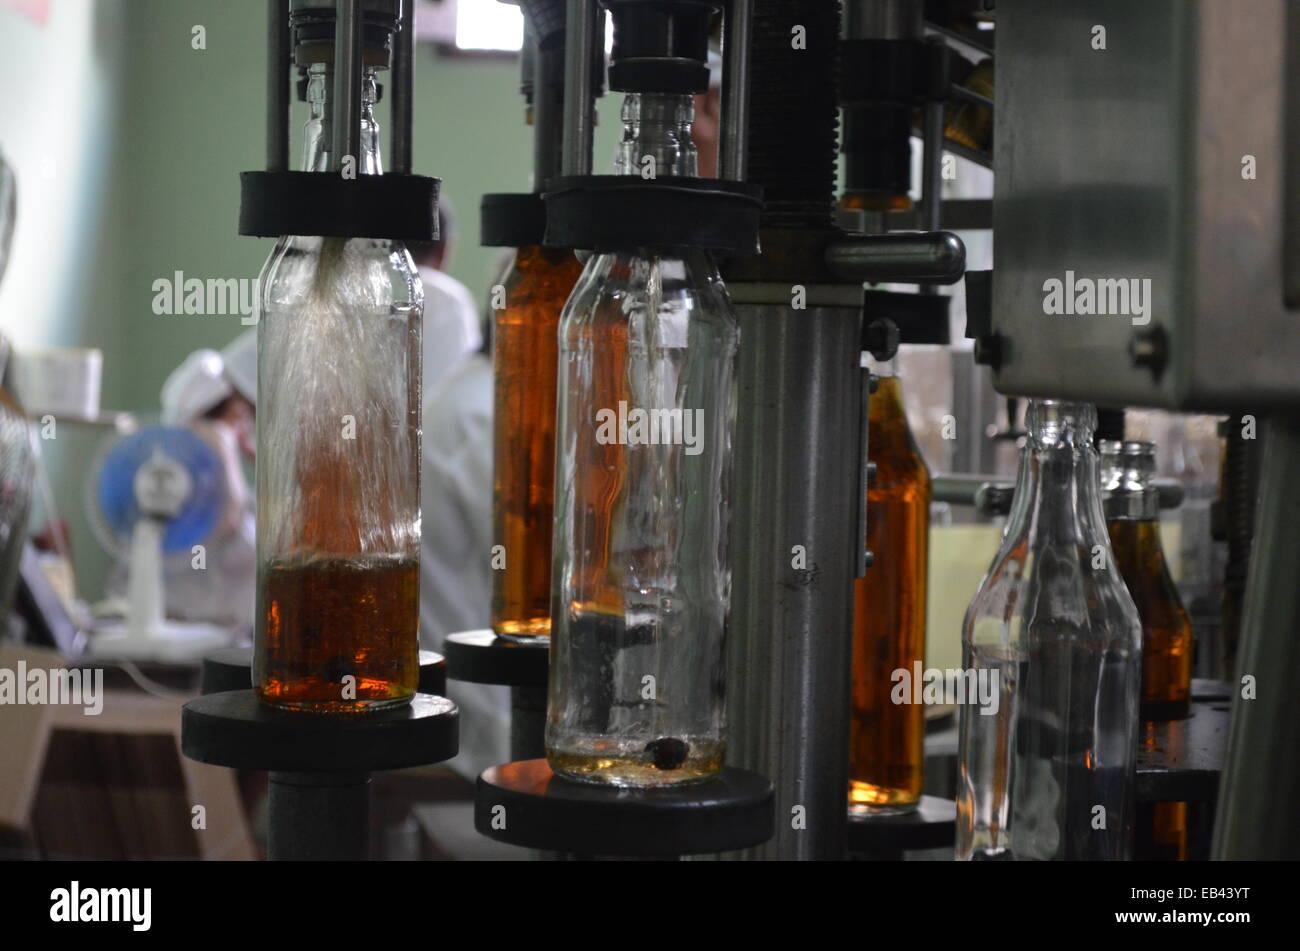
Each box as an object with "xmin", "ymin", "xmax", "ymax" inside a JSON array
[
  {"xmin": 921, "ymin": 95, "xmax": 945, "ymax": 234},
  {"xmin": 919, "ymin": 35, "xmax": 946, "ymax": 294},
  {"xmin": 332, "ymin": 0, "xmax": 364, "ymax": 171},
  {"xmin": 267, "ymin": 0, "xmax": 291, "ymax": 172},
  {"xmin": 390, "ymin": 0, "xmax": 415, "ymax": 175},
  {"xmin": 719, "ymin": 0, "xmax": 754, "ymax": 182},
  {"xmin": 510, "ymin": 686, "xmax": 548, "ymax": 762},
  {"xmin": 561, "ymin": 0, "xmax": 597, "ymax": 176},
  {"xmin": 534, "ymin": 42, "xmax": 566, "ymax": 189},
  {"xmin": 267, "ymin": 771, "xmax": 372, "ymax": 860},
  {"xmin": 1212, "ymin": 413, "xmax": 1300, "ymax": 859},
  {"xmin": 725, "ymin": 297, "xmax": 863, "ymax": 860}
]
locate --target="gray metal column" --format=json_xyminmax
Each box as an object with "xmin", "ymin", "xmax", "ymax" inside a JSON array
[
  {"xmin": 268, "ymin": 771, "xmax": 371, "ymax": 860},
  {"xmin": 724, "ymin": 292, "xmax": 863, "ymax": 861},
  {"xmin": 1212, "ymin": 413, "xmax": 1300, "ymax": 859}
]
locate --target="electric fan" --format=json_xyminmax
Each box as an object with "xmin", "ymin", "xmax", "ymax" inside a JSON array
[{"xmin": 85, "ymin": 425, "xmax": 232, "ymax": 662}]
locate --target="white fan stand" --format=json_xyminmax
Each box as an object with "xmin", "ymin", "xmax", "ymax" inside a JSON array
[{"xmin": 88, "ymin": 447, "xmax": 229, "ymax": 664}]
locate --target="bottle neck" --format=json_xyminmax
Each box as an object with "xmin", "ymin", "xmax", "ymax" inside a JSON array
[
  {"xmin": 614, "ymin": 92, "xmax": 698, "ymax": 178},
  {"xmin": 1102, "ymin": 440, "xmax": 1161, "ymax": 521},
  {"xmin": 869, "ymin": 354, "xmax": 899, "ymax": 379},
  {"xmin": 302, "ymin": 64, "xmax": 383, "ymax": 174},
  {"xmin": 1005, "ymin": 400, "xmax": 1108, "ymax": 540}
]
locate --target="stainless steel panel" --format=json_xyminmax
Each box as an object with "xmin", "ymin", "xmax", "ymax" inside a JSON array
[{"xmin": 992, "ymin": 0, "xmax": 1299, "ymax": 411}]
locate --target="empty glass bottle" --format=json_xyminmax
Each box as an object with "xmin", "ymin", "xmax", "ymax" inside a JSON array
[
  {"xmin": 546, "ymin": 92, "xmax": 739, "ymax": 786},
  {"xmin": 850, "ymin": 356, "xmax": 930, "ymax": 814},
  {"xmin": 1101, "ymin": 439, "xmax": 1194, "ymax": 860},
  {"xmin": 254, "ymin": 63, "xmax": 423, "ymax": 712},
  {"xmin": 957, "ymin": 401, "xmax": 1142, "ymax": 860}
]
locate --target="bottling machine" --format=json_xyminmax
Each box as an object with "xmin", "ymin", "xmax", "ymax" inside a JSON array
[{"xmin": 175, "ymin": 0, "xmax": 1297, "ymax": 862}]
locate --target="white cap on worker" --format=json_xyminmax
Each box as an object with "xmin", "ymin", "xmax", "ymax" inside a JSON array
[
  {"xmin": 161, "ymin": 349, "xmax": 232, "ymax": 426},
  {"xmin": 221, "ymin": 328, "xmax": 257, "ymax": 405}
]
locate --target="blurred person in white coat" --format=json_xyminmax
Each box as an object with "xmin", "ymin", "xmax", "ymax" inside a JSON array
[
  {"xmin": 406, "ymin": 200, "xmax": 482, "ymax": 397},
  {"xmin": 418, "ymin": 250, "xmax": 513, "ymax": 781},
  {"xmin": 157, "ymin": 331, "xmax": 257, "ymax": 636}
]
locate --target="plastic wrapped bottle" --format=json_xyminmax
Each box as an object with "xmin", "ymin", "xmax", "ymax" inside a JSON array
[
  {"xmin": 957, "ymin": 400, "xmax": 1142, "ymax": 859},
  {"xmin": 253, "ymin": 63, "xmax": 423, "ymax": 713},
  {"xmin": 546, "ymin": 92, "xmax": 739, "ymax": 786}
]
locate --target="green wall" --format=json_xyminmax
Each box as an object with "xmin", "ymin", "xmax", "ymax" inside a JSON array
[{"xmin": 0, "ymin": 0, "xmax": 620, "ymax": 601}]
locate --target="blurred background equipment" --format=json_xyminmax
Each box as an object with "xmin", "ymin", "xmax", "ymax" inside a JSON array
[{"xmin": 84, "ymin": 425, "xmax": 231, "ymax": 661}]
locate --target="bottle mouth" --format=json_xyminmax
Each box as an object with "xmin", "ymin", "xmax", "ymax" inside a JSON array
[
  {"xmin": 1101, "ymin": 439, "xmax": 1159, "ymax": 517},
  {"xmin": 1026, "ymin": 399, "xmax": 1096, "ymax": 449}
]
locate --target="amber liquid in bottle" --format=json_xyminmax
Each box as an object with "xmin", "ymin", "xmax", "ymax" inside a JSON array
[
  {"xmin": 1109, "ymin": 516, "xmax": 1194, "ymax": 860},
  {"xmin": 254, "ymin": 291, "xmax": 422, "ymax": 713},
  {"xmin": 258, "ymin": 555, "xmax": 419, "ymax": 710},
  {"xmin": 850, "ymin": 374, "xmax": 930, "ymax": 814},
  {"xmin": 491, "ymin": 245, "xmax": 584, "ymax": 639}
]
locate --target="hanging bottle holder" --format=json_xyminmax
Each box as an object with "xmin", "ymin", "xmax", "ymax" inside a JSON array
[{"xmin": 238, "ymin": 0, "xmax": 439, "ymax": 242}]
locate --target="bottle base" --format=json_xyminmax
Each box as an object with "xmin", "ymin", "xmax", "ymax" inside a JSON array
[
  {"xmin": 494, "ymin": 629, "xmax": 551, "ymax": 647},
  {"xmin": 547, "ymin": 737, "xmax": 724, "ymax": 788},
  {"xmin": 848, "ymin": 800, "xmax": 921, "ymax": 819},
  {"xmin": 254, "ymin": 691, "xmax": 415, "ymax": 715}
]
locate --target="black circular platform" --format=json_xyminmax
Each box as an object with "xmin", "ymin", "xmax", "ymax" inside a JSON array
[
  {"xmin": 1137, "ymin": 699, "xmax": 1230, "ymax": 803},
  {"xmin": 182, "ymin": 689, "xmax": 458, "ymax": 773},
  {"xmin": 199, "ymin": 647, "xmax": 447, "ymax": 698},
  {"xmin": 475, "ymin": 759, "xmax": 774, "ymax": 857},
  {"xmin": 444, "ymin": 629, "xmax": 549, "ymax": 687},
  {"xmin": 846, "ymin": 796, "xmax": 957, "ymax": 858}
]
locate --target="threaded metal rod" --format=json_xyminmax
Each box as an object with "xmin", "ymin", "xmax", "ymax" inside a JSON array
[{"xmin": 746, "ymin": 0, "xmax": 842, "ymax": 228}]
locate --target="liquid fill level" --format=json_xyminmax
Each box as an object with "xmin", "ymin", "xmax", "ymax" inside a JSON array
[{"xmin": 256, "ymin": 554, "xmax": 419, "ymax": 712}]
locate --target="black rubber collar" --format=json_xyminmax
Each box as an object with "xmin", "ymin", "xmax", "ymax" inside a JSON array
[
  {"xmin": 542, "ymin": 175, "xmax": 762, "ymax": 254},
  {"xmin": 480, "ymin": 193, "xmax": 547, "ymax": 248},
  {"xmin": 239, "ymin": 170, "xmax": 440, "ymax": 240}
]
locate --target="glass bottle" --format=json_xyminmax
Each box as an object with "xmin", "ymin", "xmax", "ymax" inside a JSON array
[
  {"xmin": 491, "ymin": 245, "xmax": 584, "ymax": 639},
  {"xmin": 1101, "ymin": 441, "xmax": 1194, "ymax": 721},
  {"xmin": 956, "ymin": 401, "xmax": 1142, "ymax": 860},
  {"xmin": 546, "ymin": 92, "xmax": 740, "ymax": 786},
  {"xmin": 1101, "ymin": 439, "xmax": 1194, "ymax": 860},
  {"xmin": 944, "ymin": 59, "xmax": 994, "ymax": 152},
  {"xmin": 849, "ymin": 357, "xmax": 930, "ymax": 814},
  {"xmin": 253, "ymin": 64, "xmax": 423, "ymax": 712}
]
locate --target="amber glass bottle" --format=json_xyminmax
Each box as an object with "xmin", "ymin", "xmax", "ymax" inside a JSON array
[
  {"xmin": 850, "ymin": 358, "xmax": 930, "ymax": 814},
  {"xmin": 944, "ymin": 59, "xmax": 994, "ymax": 152},
  {"xmin": 1103, "ymin": 440, "xmax": 1194, "ymax": 860},
  {"xmin": 1103, "ymin": 441, "xmax": 1193, "ymax": 721},
  {"xmin": 491, "ymin": 245, "xmax": 583, "ymax": 640}
]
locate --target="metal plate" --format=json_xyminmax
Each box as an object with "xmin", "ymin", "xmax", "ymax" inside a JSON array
[
  {"xmin": 992, "ymin": 0, "xmax": 1299, "ymax": 411},
  {"xmin": 475, "ymin": 759, "xmax": 774, "ymax": 857}
]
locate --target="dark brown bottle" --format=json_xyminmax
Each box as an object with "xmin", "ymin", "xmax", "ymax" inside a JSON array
[
  {"xmin": 1103, "ymin": 441, "xmax": 1193, "ymax": 721},
  {"xmin": 491, "ymin": 245, "xmax": 583, "ymax": 639},
  {"xmin": 850, "ymin": 362, "xmax": 930, "ymax": 814},
  {"xmin": 1103, "ymin": 440, "xmax": 1194, "ymax": 860}
]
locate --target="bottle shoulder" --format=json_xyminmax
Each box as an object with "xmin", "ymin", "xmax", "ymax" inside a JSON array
[
  {"xmin": 259, "ymin": 236, "xmax": 422, "ymax": 315},
  {"xmin": 964, "ymin": 531, "xmax": 1142, "ymax": 651},
  {"xmin": 559, "ymin": 250, "xmax": 739, "ymax": 341}
]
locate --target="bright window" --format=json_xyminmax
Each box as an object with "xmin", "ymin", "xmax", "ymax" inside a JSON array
[{"xmin": 454, "ymin": 0, "xmax": 525, "ymax": 52}]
